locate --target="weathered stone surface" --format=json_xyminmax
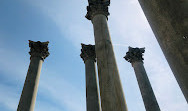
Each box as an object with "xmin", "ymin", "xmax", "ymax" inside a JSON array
[
  {"xmin": 17, "ymin": 41, "xmax": 49, "ymax": 111},
  {"xmin": 86, "ymin": 0, "xmax": 110, "ymax": 20},
  {"xmin": 124, "ymin": 47, "xmax": 145, "ymax": 63},
  {"xmin": 132, "ymin": 62, "xmax": 161, "ymax": 111},
  {"xmin": 86, "ymin": 1, "xmax": 128, "ymax": 110},
  {"xmin": 80, "ymin": 44, "xmax": 101, "ymax": 111},
  {"xmin": 138, "ymin": 0, "xmax": 188, "ymax": 102},
  {"xmin": 29, "ymin": 40, "xmax": 50, "ymax": 60},
  {"xmin": 80, "ymin": 43, "xmax": 96, "ymax": 62},
  {"xmin": 125, "ymin": 47, "xmax": 160, "ymax": 111},
  {"xmin": 91, "ymin": 14, "xmax": 128, "ymax": 111}
]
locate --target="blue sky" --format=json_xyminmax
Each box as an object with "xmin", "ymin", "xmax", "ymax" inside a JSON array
[{"xmin": 0, "ymin": 0, "xmax": 187, "ymax": 111}]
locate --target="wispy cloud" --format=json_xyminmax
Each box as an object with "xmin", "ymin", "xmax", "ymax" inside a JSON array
[
  {"xmin": 0, "ymin": 84, "xmax": 19, "ymax": 111},
  {"xmin": 0, "ymin": 0, "xmax": 187, "ymax": 111},
  {"xmin": 25, "ymin": 0, "xmax": 94, "ymax": 48},
  {"xmin": 26, "ymin": 0, "xmax": 188, "ymax": 110},
  {"xmin": 0, "ymin": 48, "xmax": 86, "ymax": 111},
  {"xmin": 37, "ymin": 69, "xmax": 86, "ymax": 111}
]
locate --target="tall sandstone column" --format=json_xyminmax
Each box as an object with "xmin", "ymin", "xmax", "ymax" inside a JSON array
[
  {"xmin": 86, "ymin": 0, "xmax": 128, "ymax": 111},
  {"xmin": 124, "ymin": 47, "xmax": 160, "ymax": 111},
  {"xmin": 80, "ymin": 44, "xmax": 101, "ymax": 111},
  {"xmin": 17, "ymin": 40, "xmax": 49, "ymax": 111},
  {"xmin": 138, "ymin": 0, "xmax": 188, "ymax": 101}
]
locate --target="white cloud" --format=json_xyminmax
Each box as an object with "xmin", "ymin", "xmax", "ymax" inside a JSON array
[
  {"xmin": 0, "ymin": 40, "xmax": 86, "ymax": 111},
  {"xmin": 37, "ymin": 69, "xmax": 86, "ymax": 111},
  {"xmin": 1, "ymin": 0, "xmax": 187, "ymax": 111},
  {"xmin": 25, "ymin": 0, "xmax": 94, "ymax": 48},
  {"xmin": 0, "ymin": 46, "xmax": 86, "ymax": 111},
  {"xmin": 0, "ymin": 84, "xmax": 19, "ymax": 111},
  {"xmin": 26, "ymin": 0, "xmax": 187, "ymax": 110}
]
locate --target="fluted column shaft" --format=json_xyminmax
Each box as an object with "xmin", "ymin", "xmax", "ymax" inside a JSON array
[
  {"xmin": 124, "ymin": 47, "xmax": 160, "ymax": 111},
  {"xmin": 17, "ymin": 40, "xmax": 49, "ymax": 111},
  {"xmin": 86, "ymin": 1, "xmax": 128, "ymax": 111},
  {"xmin": 80, "ymin": 44, "xmax": 101, "ymax": 111},
  {"xmin": 138, "ymin": 0, "xmax": 188, "ymax": 102}
]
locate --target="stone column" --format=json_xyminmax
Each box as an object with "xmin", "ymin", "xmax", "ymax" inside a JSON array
[
  {"xmin": 80, "ymin": 44, "xmax": 101, "ymax": 111},
  {"xmin": 86, "ymin": 1, "xmax": 128, "ymax": 111},
  {"xmin": 138, "ymin": 0, "xmax": 188, "ymax": 102},
  {"xmin": 17, "ymin": 40, "xmax": 49, "ymax": 111},
  {"xmin": 124, "ymin": 47, "xmax": 160, "ymax": 111}
]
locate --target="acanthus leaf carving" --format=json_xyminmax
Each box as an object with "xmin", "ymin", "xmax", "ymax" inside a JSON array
[
  {"xmin": 124, "ymin": 46, "xmax": 145, "ymax": 63},
  {"xmin": 80, "ymin": 43, "xmax": 96, "ymax": 62},
  {"xmin": 86, "ymin": 0, "xmax": 110, "ymax": 20},
  {"xmin": 29, "ymin": 40, "xmax": 50, "ymax": 60}
]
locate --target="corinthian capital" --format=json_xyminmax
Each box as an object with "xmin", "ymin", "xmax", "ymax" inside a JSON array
[
  {"xmin": 80, "ymin": 43, "xmax": 96, "ymax": 62},
  {"xmin": 29, "ymin": 40, "xmax": 50, "ymax": 60},
  {"xmin": 124, "ymin": 47, "xmax": 145, "ymax": 63},
  {"xmin": 86, "ymin": 0, "xmax": 110, "ymax": 20}
]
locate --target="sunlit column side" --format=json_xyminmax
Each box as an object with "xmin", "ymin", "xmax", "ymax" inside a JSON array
[
  {"xmin": 138, "ymin": 0, "xmax": 188, "ymax": 102},
  {"xmin": 85, "ymin": 1, "xmax": 128, "ymax": 111},
  {"xmin": 80, "ymin": 44, "xmax": 101, "ymax": 111},
  {"xmin": 124, "ymin": 47, "xmax": 160, "ymax": 111},
  {"xmin": 17, "ymin": 40, "xmax": 49, "ymax": 111}
]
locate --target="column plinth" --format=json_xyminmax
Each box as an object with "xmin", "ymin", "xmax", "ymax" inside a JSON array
[
  {"xmin": 80, "ymin": 44, "xmax": 101, "ymax": 111},
  {"xmin": 86, "ymin": 1, "xmax": 128, "ymax": 111},
  {"xmin": 17, "ymin": 40, "xmax": 49, "ymax": 111},
  {"xmin": 124, "ymin": 47, "xmax": 160, "ymax": 111}
]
